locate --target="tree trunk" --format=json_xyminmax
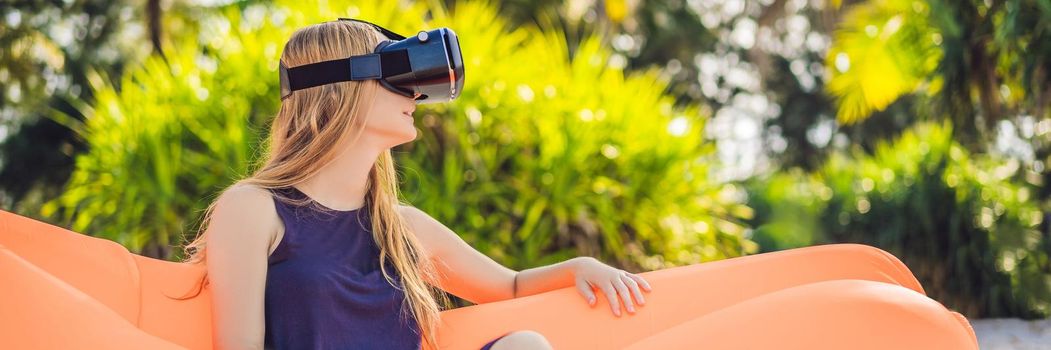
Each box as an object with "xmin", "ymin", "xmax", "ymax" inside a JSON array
[{"xmin": 147, "ymin": 0, "xmax": 164, "ymax": 58}]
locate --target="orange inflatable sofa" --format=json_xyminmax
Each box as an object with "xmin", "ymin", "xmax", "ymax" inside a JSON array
[{"xmin": 0, "ymin": 209, "xmax": 977, "ymax": 349}]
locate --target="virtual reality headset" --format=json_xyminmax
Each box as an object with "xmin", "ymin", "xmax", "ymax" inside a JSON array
[{"xmin": 279, "ymin": 18, "xmax": 465, "ymax": 104}]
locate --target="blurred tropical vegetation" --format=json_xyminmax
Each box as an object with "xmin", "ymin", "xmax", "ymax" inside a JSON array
[{"xmin": 1, "ymin": 0, "xmax": 1048, "ymax": 318}]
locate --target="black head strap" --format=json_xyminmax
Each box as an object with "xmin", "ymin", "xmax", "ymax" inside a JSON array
[
  {"xmin": 279, "ymin": 18, "xmax": 412, "ymax": 100},
  {"xmin": 279, "ymin": 49, "xmax": 412, "ymax": 99}
]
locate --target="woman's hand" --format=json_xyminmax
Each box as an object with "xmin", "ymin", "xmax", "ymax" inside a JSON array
[{"xmin": 571, "ymin": 257, "xmax": 652, "ymax": 317}]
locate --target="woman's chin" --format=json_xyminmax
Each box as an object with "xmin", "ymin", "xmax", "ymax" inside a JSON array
[
  {"xmin": 391, "ymin": 128, "xmax": 418, "ymax": 147},
  {"xmin": 404, "ymin": 124, "xmax": 418, "ymax": 139}
]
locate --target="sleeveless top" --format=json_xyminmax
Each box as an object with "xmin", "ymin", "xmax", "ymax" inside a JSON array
[{"xmin": 263, "ymin": 186, "xmax": 422, "ymax": 350}]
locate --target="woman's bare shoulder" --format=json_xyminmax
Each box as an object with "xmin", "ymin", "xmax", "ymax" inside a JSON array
[{"xmin": 209, "ymin": 183, "xmax": 282, "ymax": 253}]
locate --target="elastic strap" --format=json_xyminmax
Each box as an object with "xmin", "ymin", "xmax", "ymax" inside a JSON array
[{"xmin": 283, "ymin": 50, "xmax": 411, "ymax": 94}]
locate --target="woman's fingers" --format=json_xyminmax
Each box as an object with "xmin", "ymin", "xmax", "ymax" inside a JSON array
[
  {"xmin": 613, "ymin": 278, "xmax": 636, "ymax": 314},
  {"xmin": 621, "ymin": 272, "xmax": 646, "ymax": 306},
  {"xmin": 575, "ymin": 277, "xmax": 596, "ymax": 306},
  {"xmin": 628, "ymin": 273, "xmax": 652, "ymax": 292},
  {"xmin": 574, "ymin": 264, "xmax": 652, "ymax": 318},
  {"xmin": 598, "ymin": 281, "xmax": 622, "ymax": 316}
]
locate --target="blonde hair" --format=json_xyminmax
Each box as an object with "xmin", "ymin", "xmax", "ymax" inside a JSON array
[{"xmin": 182, "ymin": 20, "xmax": 449, "ymax": 349}]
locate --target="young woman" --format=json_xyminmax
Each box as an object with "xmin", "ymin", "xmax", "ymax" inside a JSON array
[
  {"xmin": 181, "ymin": 20, "xmax": 650, "ymax": 350},
  {"xmin": 180, "ymin": 19, "xmax": 977, "ymax": 350}
]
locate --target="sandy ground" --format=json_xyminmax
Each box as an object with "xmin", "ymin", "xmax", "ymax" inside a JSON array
[{"xmin": 971, "ymin": 318, "xmax": 1051, "ymax": 349}]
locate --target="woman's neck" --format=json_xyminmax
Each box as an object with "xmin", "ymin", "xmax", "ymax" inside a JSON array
[{"xmin": 296, "ymin": 143, "xmax": 381, "ymax": 211}]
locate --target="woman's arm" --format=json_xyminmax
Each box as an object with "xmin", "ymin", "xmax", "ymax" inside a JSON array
[
  {"xmin": 399, "ymin": 206, "xmax": 651, "ymax": 316},
  {"xmin": 206, "ymin": 185, "xmax": 281, "ymax": 350},
  {"xmin": 398, "ymin": 205, "xmax": 517, "ymax": 304},
  {"xmin": 512, "ymin": 257, "xmax": 586, "ymax": 298}
]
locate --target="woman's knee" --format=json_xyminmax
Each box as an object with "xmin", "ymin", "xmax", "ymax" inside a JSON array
[{"xmin": 489, "ymin": 330, "xmax": 552, "ymax": 350}]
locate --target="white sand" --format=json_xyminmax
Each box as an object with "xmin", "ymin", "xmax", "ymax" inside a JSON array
[{"xmin": 971, "ymin": 318, "xmax": 1051, "ymax": 350}]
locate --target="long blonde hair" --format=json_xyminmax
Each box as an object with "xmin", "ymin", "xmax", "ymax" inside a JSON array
[{"xmin": 182, "ymin": 19, "xmax": 449, "ymax": 349}]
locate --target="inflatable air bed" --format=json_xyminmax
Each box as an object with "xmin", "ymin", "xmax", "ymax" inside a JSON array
[{"xmin": 0, "ymin": 210, "xmax": 977, "ymax": 349}]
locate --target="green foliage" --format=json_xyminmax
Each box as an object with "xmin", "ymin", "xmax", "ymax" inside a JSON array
[
  {"xmin": 0, "ymin": 0, "xmax": 144, "ymax": 210},
  {"xmin": 828, "ymin": 0, "xmax": 1051, "ymax": 148},
  {"xmin": 43, "ymin": 0, "xmax": 755, "ymax": 269},
  {"xmin": 826, "ymin": 0, "xmax": 941, "ymax": 124},
  {"xmin": 743, "ymin": 169, "xmax": 828, "ymax": 252},
  {"xmin": 747, "ymin": 121, "xmax": 1051, "ymax": 318},
  {"xmin": 40, "ymin": 9, "xmax": 285, "ymax": 255},
  {"xmin": 401, "ymin": 1, "xmax": 756, "ymax": 270}
]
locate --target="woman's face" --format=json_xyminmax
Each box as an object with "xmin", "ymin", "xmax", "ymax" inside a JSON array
[{"xmin": 361, "ymin": 84, "xmax": 418, "ymax": 149}]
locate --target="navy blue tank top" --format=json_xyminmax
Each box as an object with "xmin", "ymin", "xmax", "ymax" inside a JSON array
[{"xmin": 263, "ymin": 186, "xmax": 421, "ymax": 350}]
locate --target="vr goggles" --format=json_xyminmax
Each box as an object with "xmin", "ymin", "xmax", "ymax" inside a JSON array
[{"xmin": 279, "ymin": 18, "xmax": 465, "ymax": 104}]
